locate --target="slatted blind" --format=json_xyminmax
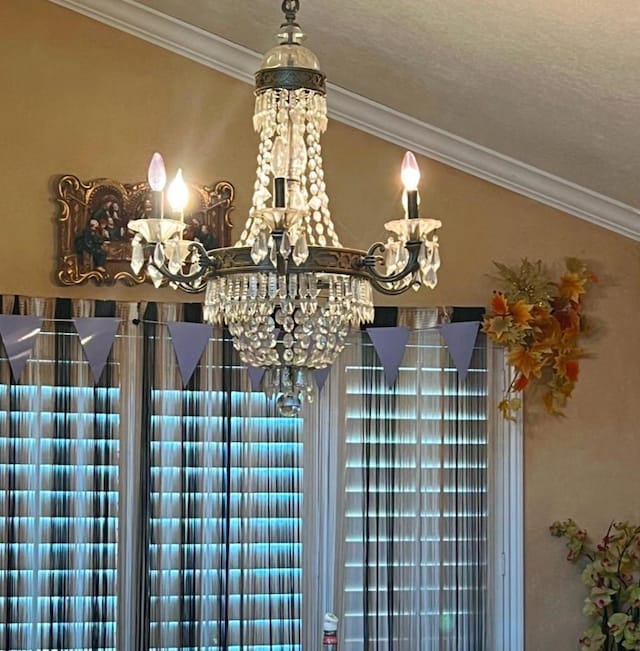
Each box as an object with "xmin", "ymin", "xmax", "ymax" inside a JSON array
[
  {"xmin": 147, "ymin": 336, "xmax": 303, "ymax": 651},
  {"xmin": 341, "ymin": 329, "xmax": 488, "ymax": 649},
  {"xmin": 0, "ymin": 330, "xmax": 120, "ymax": 651}
]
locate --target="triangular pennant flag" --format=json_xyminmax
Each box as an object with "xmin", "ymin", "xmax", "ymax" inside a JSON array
[
  {"xmin": 166, "ymin": 321, "xmax": 212, "ymax": 387},
  {"xmin": 366, "ymin": 326, "xmax": 410, "ymax": 388},
  {"xmin": 315, "ymin": 367, "xmax": 331, "ymax": 392},
  {"xmin": 246, "ymin": 366, "xmax": 266, "ymax": 392},
  {"xmin": 73, "ymin": 317, "xmax": 120, "ymax": 383},
  {"xmin": 0, "ymin": 315, "xmax": 43, "ymax": 382},
  {"xmin": 438, "ymin": 321, "xmax": 481, "ymax": 384}
]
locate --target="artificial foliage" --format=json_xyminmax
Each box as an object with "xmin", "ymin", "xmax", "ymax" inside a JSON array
[
  {"xmin": 482, "ymin": 257, "xmax": 595, "ymax": 419},
  {"xmin": 550, "ymin": 520, "xmax": 640, "ymax": 650}
]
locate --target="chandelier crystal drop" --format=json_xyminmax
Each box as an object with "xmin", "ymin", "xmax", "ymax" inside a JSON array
[{"xmin": 128, "ymin": 0, "xmax": 442, "ymax": 415}]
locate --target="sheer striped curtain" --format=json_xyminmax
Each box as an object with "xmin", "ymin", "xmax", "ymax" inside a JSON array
[
  {"xmin": 0, "ymin": 297, "xmax": 121, "ymax": 651},
  {"xmin": 336, "ymin": 307, "xmax": 488, "ymax": 651},
  {"xmin": 140, "ymin": 303, "xmax": 302, "ymax": 651}
]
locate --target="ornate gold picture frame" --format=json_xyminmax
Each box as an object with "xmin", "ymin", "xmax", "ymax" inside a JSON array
[{"xmin": 56, "ymin": 175, "xmax": 235, "ymax": 286}]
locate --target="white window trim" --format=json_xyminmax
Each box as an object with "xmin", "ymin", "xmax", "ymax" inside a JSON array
[{"xmin": 488, "ymin": 342, "xmax": 524, "ymax": 651}]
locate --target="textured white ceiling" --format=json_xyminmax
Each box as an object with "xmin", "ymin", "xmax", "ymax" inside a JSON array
[{"xmin": 139, "ymin": 0, "xmax": 640, "ymax": 208}]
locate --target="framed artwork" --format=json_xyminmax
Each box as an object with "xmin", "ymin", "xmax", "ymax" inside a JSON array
[{"xmin": 56, "ymin": 174, "xmax": 235, "ymax": 286}]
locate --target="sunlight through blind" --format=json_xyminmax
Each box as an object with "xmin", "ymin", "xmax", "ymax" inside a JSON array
[
  {"xmin": 146, "ymin": 332, "xmax": 302, "ymax": 651},
  {"xmin": 341, "ymin": 329, "xmax": 488, "ymax": 650},
  {"xmin": 0, "ymin": 331, "xmax": 120, "ymax": 651}
]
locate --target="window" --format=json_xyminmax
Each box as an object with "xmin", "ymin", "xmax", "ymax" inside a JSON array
[
  {"xmin": 0, "ymin": 300, "xmax": 522, "ymax": 651},
  {"xmin": 335, "ymin": 325, "xmax": 488, "ymax": 649},
  {"xmin": 0, "ymin": 301, "xmax": 120, "ymax": 651}
]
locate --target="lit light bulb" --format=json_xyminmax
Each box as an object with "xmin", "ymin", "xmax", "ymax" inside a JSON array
[
  {"xmin": 401, "ymin": 151, "xmax": 421, "ymax": 219},
  {"xmin": 147, "ymin": 152, "xmax": 167, "ymax": 191},
  {"xmin": 167, "ymin": 168, "xmax": 189, "ymax": 216},
  {"xmin": 400, "ymin": 151, "xmax": 420, "ymax": 191}
]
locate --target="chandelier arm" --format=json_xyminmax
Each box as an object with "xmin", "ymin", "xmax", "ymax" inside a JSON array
[
  {"xmin": 171, "ymin": 281, "xmax": 208, "ymax": 295},
  {"xmin": 359, "ymin": 240, "xmax": 422, "ymax": 284},
  {"xmin": 149, "ymin": 260, "xmax": 210, "ymax": 285},
  {"xmin": 149, "ymin": 241, "xmax": 218, "ymax": 285},
  {"xmin": 365, "ymin": 277, "xmax": 415, "ymax": 296}
]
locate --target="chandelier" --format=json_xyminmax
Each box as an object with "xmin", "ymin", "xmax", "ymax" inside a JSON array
[{"xmin": 128, "ymin": 0, "xmax": 441, "ymax": 415}]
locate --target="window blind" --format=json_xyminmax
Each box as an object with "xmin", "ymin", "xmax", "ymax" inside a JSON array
[
  {"xmin": 145, "ymin": 331, "xmax": 303, "ymax": 651},
  {"xmin": 0, "ymin": 327, "xmax": 120, "ymax": 651},
  {"xmin": 340, "ymin": 329, "xmax": 488, "ymax": 650}
]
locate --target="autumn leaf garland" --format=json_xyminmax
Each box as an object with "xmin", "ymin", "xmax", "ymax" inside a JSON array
[{"xmin": 483, "ymin": 258, "xmax": 596, "ymax": 419}]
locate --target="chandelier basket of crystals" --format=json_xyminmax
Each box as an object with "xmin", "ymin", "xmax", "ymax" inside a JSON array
[{"xmin": 128, "ymin": 0, "xmax": 442, "ymax": 415}]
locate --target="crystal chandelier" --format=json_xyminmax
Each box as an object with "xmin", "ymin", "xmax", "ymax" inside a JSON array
[{"xmin": 128, "ymin": 0, "xmax": 441, "ymax": 415}]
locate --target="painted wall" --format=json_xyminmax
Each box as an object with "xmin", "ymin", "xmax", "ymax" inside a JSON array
[{"xmin": 1, "ymin": 2, "xmax": 638, "ymax": 648}]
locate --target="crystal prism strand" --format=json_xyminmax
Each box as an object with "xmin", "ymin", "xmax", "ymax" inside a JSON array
[
  {"xmin": 419, "ymin": 242, "xmax": 434, "ymax": 288},
  {"xmin": 423, "ymin": 267, "xmax": 438, "ymax": 289},
  {"xmin": 168, "ymin": 241, "xmax": 183, "ymax": 274},
  {"xmin": 147, "ymin": 261, "xmax": 164, "ymax": 288},
  {"xmin": 153, "ymin": 242, "xmax": 165, "ymax": 268},
  {"xmin": 269, "ymin": 236, "xmax": 278, "ymax": 268},
  {"xmin": 280, "ymin": 231, "xmax": 291, "ymax": 259},
  {"xmin": 130, "ymin": 238, "xmax": 145, "ymax": 274},
  {"xmin": 292, "ymin": 234, "xmax": 309, "ymax": 265},
  {"xmin": 431, "ymin": 237, "xmax": 441, "ymax": 271},
  {"xmin": 251, "ymin": 228, "xmax": 269, "ymax": 264}
]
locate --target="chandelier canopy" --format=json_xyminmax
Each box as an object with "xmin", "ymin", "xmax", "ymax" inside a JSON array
[{"xmin": 128, "ymin": 0, "xmax": 442, "ymax": 415}]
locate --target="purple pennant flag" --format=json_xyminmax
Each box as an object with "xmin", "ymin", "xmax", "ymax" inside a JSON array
[
  {"xmin": 366, "ymin": 326, "xmax": 410, "ymax": 388},
  {"xmin": 73, "ymin": 317, "xmax": 120, "ymax": 383},
  {"xmin": 0, "ymin": 315, "xmax": 43, "ymax": 382},
  {"xmin": 438, "ymin": 321, "xmax": 481, "ymax": 384},
  {"xmin": 246, "ymin": 366, "xmax": 266, "ymax": 392},
  {"xmin": 315, "ymin": 367, "xmax": 331, "ymax": 392},
  {"xmin": 166, "ymin": 321, "xmax": 212, "ymax": 387}
]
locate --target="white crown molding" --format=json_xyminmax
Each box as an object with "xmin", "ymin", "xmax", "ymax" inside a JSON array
[{"xmin": 49, "ymin": 0, "xmax": 640, "ymax": 240}]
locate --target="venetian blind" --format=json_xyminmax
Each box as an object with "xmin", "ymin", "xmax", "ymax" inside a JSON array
[
  {"xmin": 0, "ymin": 299, "xmax": 120, "ymax": 651},
  {"xmin": 143, "ymin": 309, "xmax": 302, "ymax": 651},
  {"xmin": 339, "ymin": 326, "xmax": 488, "ymax": 650}
]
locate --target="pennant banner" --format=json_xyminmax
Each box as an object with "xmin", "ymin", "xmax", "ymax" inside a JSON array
[
  {"xmin": 73, "ymin": 317, "xmax": 120, "ymax": 383},
  {"xmin": 166, "ymin": 321, "xmax": 212, "ymax": 386},
  {"xmin": 246, "ymin": 366, "xmax": 266, "ymax": 392},
  {"xmin": 315, "ymin": 367, "xmax": 331, "ymax": 392},
  {"xmin": 0, "ymin": 315, "xmax": 43, "ymax": 382},
  {"xmin": 366, "ymin": 326, "xmax": 410, "ymax": 388},
  {"xmin": 438, "ymin": 321, "xmax": 481, "ymax": 384}
]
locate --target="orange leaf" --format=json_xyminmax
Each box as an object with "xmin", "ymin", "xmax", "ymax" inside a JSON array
[
  {"xmin": 490, "ymin": 292, "xmax": 509, "ymax": 316},
  {"xmin": 565, "ymin": 359, "xmax": 579, "ymax": 382},
  {"xmin": 558, "ymin": 273, "xmax": 586, "ymax": 302},
  {"xmin": 507, "ymin": 347, "xmax": 543, "ymax": 378},
  {"xmin": 513, "ymin": 374, "xmax": 529, "ymax": 391},
  {"xmin": 510, "ymin": 300, "xmax": 533, "ymax": 326}
]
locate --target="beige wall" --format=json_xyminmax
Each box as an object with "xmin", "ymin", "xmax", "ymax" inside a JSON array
[{"xmin": 1, "ymin": 2, "xmax": 639, "ymax": 648}]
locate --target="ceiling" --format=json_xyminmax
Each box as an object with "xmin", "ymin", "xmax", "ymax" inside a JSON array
[
  {"xmin": 134, "ymin": 0, "xmax": 640, "ymax": 211},
  {"xmin": 51, "ymin": 0, "xmax": 640, "ymax": 237}
]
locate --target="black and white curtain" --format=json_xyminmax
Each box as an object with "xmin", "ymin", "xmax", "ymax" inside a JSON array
[
  {"xmin": 0, "ymin": 298, "xmax": 489, "ymax": 651},
  {"xmin": 0, "ymin": 297, "xmax": 121, "ymax": 651},
  {"xmin": 138, "ymin": 303, "xmax": 302, "ymax": 651},
  {"xmin": 0, "ymin": 297, "xmax": 302, "ymax": 651},
  {"xmin": 336, "ymin": 307, "xmax": 488, "ymax": 651}
]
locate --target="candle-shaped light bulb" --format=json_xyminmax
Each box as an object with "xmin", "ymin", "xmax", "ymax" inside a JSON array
[
  {"xmin": 401, "ymin": 151, "xmax": 421, "ymax": 219},
  {"xmin": 401, "ymin": 151, "xmax": 420, "ymax": 191},
  {"xmin": 147, "ymin": 152, "xmax": 167, "ymax": 192},
  {"xmin": 167, "ymin": 168, "xmax": 189, "ymax": 219}
]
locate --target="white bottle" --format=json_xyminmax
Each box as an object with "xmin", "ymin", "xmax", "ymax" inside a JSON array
[{"xmin": 322, "ymin": 613, "xmax": 339, "ymax": 651}]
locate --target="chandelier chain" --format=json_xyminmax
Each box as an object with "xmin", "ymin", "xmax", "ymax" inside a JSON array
[{"xmin": 281, "ymin": 0, "xmax": 300, "ymax": 25}]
